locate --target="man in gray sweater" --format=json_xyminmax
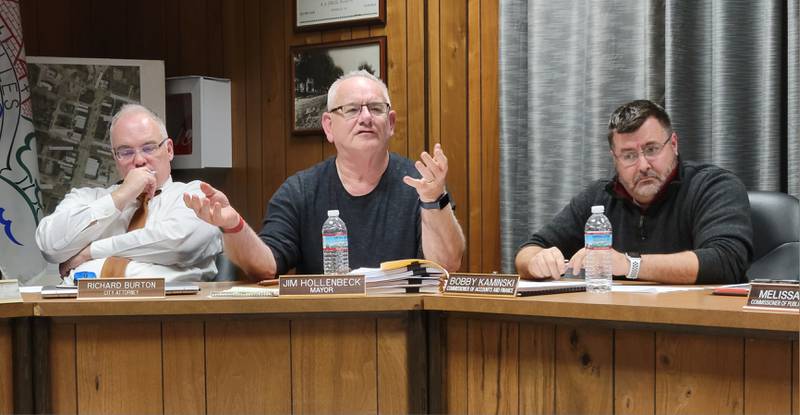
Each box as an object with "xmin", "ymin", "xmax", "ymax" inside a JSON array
[{"xmin": 515, "ymin": 100, "xmax": 752, "ymax": 284}]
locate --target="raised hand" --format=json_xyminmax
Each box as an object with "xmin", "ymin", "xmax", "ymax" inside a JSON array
[
  {"xmin": 403, "ymin": 143, "xmax": 449, "ymax": 202},
  {"xmin": 183, "ymin": 182, "xmax": 241, "ymax": 229}
]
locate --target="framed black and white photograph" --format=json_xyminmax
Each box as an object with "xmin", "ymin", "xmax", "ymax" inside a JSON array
[
  {"xmin": 294, "ymin": 0, "xmax": 386, "ymax": 32},
  {"xmin": 291, "ymin": 36, "xmax": 386, "ymax": 135}
]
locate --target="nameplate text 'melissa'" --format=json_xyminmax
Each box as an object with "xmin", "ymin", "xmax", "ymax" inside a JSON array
[
  {"xmin": 443, "ymin": 273, "xmax": 519, "ymax": 297},
  {"xmin": 78, "ymin": 278, "xmax": 166, "ymax": 300},
  {"xmin": 744, "ymin": 282, "xmax": 800, "ymax": 313},
  {"xmin": 279, "ymin": 275, "xmax": 366, "ymax": 296}
]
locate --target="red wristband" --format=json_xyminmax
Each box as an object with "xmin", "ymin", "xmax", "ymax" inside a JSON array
[{"xmin": 221, "ymin": 215, "xmax": 245, "ymax": 234}]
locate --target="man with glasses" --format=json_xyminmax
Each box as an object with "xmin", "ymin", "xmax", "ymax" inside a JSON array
[
  {"xmin": 184, "ymin": 70, "xmax": 465, "ymax": 278},
  {"xmin": 515, "ymin": 99, "xmax": 752, "ymax": 284},
  {"xmin": 36, "ymin": 104, "xmax": 222, "ymax": 280}
]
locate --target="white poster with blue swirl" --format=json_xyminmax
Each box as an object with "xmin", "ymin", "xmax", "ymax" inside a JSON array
[{"xmin": 0, "ymin": 0, "xmax": 47, "ymax": 283}]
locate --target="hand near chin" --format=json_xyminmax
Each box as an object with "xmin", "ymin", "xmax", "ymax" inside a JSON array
[
  {"xmin": 403, "ymin": 143, "xmax": 448, "ymax": 201},
  {"xmin": 183, "ymin": 182, "xmax": 241, "ymax": 229},
  {"xmin": 113, "ymin": 167, "xmax": 158, "ymax": 209}
]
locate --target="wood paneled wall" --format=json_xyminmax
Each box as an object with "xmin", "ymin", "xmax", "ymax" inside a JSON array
[{"xmin": 21, "ymin": 0, "xmax": 500, "ymax": 272}]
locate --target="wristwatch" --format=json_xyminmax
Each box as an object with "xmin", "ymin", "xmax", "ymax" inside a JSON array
[
  {"xmin": 420, "ymin": 192, "xmax": 451, "ymax": 210},
  {"xmin": 625, "ymin": 252, "xmax": 641, "ymax": 280}
]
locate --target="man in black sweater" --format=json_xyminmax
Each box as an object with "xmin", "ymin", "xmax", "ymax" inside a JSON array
[
  {"xmin": 184, "ymin": 71, "xmax": 465, "ymax": 279},
  {"xmin": 515, "ymin": 100, "xmax": 752, "ymax": 284}
]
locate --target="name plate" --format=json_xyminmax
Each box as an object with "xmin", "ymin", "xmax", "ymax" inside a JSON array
[
  {"xmin": 443, "ymin": 273, "xmax": 519, "ymax": 296},
  {"xmin": 744, "ymin": 282, "xmax": 799, "ymax": 313},
  {"xmin": 279, "ymin": 274, "xmax": 366, "ymax": 296},
  {"xmin": 78, "ymin": 278, "xmax": 165, "ymax": 299},
  {"xmin": 0, "ymin": 280, "xmax": 22, "ymax": 303}
]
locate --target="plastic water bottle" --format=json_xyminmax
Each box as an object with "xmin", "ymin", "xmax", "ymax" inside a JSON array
[
  {"xmin": 584, "ymin": 205, "xmax": 612, "ymax": 293},
  {"xmin": 322, "ymin": 210, "xmax": 349, "ymax": 274}
]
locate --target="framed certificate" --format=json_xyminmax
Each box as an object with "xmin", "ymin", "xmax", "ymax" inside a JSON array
[{"xmin": 294, "ymin": 0, "xmax": 386, "ymax": 32}]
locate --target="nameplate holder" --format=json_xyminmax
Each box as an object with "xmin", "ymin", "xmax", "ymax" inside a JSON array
[
  {"xmin": 78, "ymin": 277, "xmax": 166, "ymax": 300},
  {"xmin": 744, "ymin": 282, "xmax": 799, "ymax": 313},
  {"xmin": 442, "ymin": 273, "xmax": 519, "ymax": 297},
  {"xmin": 279, "ymin": 274, "xmax": 366, "ymax": 296},
  {"xmin": 0, "ymin": 280, "xmax": 22, "ymax": 303}
]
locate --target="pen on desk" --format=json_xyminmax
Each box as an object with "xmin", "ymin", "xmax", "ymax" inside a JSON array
[{"xmin": 257, "ymin": 278, "xmax": 280, "ymax": 286}]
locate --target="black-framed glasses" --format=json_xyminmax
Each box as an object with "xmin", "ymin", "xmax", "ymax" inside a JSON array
[
  {"xmin": 613, "ymin": 134, "xmax": 672, "ymax": 167},
  {"xmin": 329, "ymin": 102, "xmax": 390, "ymax": 120},
  {"xmin": 113, "ymin": 138, "xmax": 168, "ymax": 161}
]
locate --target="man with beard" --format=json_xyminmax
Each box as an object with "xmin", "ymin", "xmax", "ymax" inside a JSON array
[{"xmin": 515, "ymin": 100, "xmax": 752, "ymax": 284}]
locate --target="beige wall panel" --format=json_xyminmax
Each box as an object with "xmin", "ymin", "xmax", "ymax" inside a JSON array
[{"xmin": 206, "ymin": 318, "xmax": 291, "ymax": 414}]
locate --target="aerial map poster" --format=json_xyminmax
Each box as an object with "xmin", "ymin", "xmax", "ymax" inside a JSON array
[{"xmin": 27, "ymin": 57, "xmax": 165, "ymax": 214}]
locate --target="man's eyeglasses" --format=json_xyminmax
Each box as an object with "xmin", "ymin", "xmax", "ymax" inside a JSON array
[
  {"xmin": 113, "ymin": 138, "xmax": 168, "ymax": 161},
  {"xmin": 329, "ymin": 102, "xmax": 390, "ymax": 120},
  {"xmin": 613, "ymin": 135, "xmax": 672, "ymax": 167}
]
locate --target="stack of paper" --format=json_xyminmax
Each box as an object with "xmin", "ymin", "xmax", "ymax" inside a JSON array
[{"xmin": 350, "ymin": 259, "xmax": 447, "ymax": 294}]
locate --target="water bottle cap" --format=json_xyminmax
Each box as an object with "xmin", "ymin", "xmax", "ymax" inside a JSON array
[
  {"xmin": 591, "ymin": 205, "xmax": 604, "ymax": 214},
  {"xmin": 327, "ymin": 209, "xmax": 340, "ymax": 217}
]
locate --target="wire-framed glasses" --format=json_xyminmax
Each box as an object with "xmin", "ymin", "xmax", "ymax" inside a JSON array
[
  {"xmin": 329, "ymin": 102, "xmax": 390, "ymax": 120},
  {"xmin": 113, "ymin": 138, "xmax": 168, "ymax": 161},
  {"xmin": 613, "ymin": 135, "xmax": 672, "ymax": 167}
]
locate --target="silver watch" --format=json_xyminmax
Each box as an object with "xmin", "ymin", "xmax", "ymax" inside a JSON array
[{"xmin": 625, "ymin": 252, "xmax": 641, "ymax": 280}]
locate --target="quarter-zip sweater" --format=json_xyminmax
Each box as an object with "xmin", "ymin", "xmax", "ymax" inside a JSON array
[{"xmin": 520, "ymin": 160, "xmax": 753, "ymax": 284}]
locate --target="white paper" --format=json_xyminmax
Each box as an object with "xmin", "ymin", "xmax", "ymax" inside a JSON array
[{"xmin": 611, "ymin": 285, "xmax": 705, "ymax": 294}]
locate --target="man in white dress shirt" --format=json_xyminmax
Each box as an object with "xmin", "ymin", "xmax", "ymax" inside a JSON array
[{"xmin": 36, "ymin": 104, "xmax": 222, "ymax": 281}]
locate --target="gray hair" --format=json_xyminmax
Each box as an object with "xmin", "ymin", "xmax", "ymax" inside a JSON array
[
  {"xmin": 326, "ymin": 70, "xmax": 390, "ymax": 110},
  {"xmin": 109, "ymin": 103, "xmax": 168, "ymax": 142}
]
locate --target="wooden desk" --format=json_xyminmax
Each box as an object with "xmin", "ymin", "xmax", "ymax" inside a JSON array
[
  {"xmin": 6, "ymin": 284, "xmax": 800, "ymax": 414},
  {"xmin": 424, "ymin": 290, "xmax": 799, "ymax": 414},
  {"xmin": 0, "ymin": 301, "xmax": 33, "ymax": 414},
  {"xmin": 26, "ymin": 283, "xmax": 424, "ymax": 414}
]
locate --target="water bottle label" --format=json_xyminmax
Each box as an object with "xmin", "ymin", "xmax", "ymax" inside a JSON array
[
  {"xmin": 585, "ymin": 232, "xmax": 612, "ymax": 248},
  {"xmin": 322, "ymin": 234, "xmax": 348, "ymax": 249}
]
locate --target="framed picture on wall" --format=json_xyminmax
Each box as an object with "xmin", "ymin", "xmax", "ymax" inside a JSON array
[
  {"xmin": 294, "ymin": 0, "xmax": 386, "ymax": 32},
  {"xmin": 291, "ymin": 36, "xmax": 387, "ymax": 135}
]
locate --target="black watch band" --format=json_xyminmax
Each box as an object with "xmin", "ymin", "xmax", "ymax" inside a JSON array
[{"xmin": 420, "ymin": 192, "xmax": 451, "ymax": 210}]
